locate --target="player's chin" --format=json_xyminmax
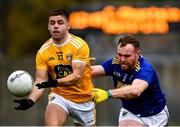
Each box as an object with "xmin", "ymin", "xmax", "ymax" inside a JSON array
[
  {"xmin": 52, "ymin": 36, "xmax": 61, "ymax": 41},
  {"xmin": 121, "ymin": 64, "xmax": 128, "ymax": 70},
  {"xmin": 52, "ymin": 34, "xmax": 60, "ymax": 38}
]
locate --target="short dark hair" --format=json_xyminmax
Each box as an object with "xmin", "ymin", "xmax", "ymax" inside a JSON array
[
  {"xmin": 118, "ymin": 35, "xmax": 140, "ymax": 49},
  {"xmin": 49, "ymin": 8, "xmax": 69, "ymax": 21}
]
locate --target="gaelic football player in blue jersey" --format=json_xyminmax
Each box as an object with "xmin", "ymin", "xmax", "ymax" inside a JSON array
[{"xmin": 91, "ymin": 35, "xmax": 169, "ymax": 126}]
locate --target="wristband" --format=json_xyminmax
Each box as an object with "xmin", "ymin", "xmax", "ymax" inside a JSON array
[{"xmin": 107, "ymin": 90, "xmax": 113, "ymax": 98}]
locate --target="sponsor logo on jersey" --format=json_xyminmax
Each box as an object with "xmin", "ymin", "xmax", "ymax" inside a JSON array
[{"xmin": 54, "ymin": 64, "xmax": 73, "ymax": 78}]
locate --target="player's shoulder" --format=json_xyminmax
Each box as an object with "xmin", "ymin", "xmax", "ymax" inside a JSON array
[
  {"xmin": 140, "ymin": 56, "xmax": 152, "ymax": 66},
  {"xmin": 38, "ymin": 38, "xmax": 52, "ymax": 54},
  {"xmin": 69, "ymin": 33, "xmax": 88, "ymax": 49},
  {"xmin": 139, "ymin": 56, "xmax": 154, "ymax": 70}
]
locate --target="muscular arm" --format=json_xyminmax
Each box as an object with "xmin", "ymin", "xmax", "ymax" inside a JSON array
[
  {"xmin": 28, "ymin": 70, "xmax": 48, "ymax": 102},
  {"xmin": 91, "ymin": 65, "xmax": 106, "ymax": 77},
  {"xmin": 110, "ymin": 79, "xmax": 148, "ymax": 99},
  {"xmin": 57, "ymin": 61, "xmax": 86, "ymax": 85}
]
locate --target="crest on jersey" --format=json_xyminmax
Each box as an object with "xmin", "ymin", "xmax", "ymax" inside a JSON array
[{"xmin": 66, "ymin": 54, "xmax": 72, "ymax": 61}]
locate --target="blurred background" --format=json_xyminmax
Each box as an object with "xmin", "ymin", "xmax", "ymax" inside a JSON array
[{"xmin": 0, "ymin": 0, "xmax": 180, "ymax": 126}]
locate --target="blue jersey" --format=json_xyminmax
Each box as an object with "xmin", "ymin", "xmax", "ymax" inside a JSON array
[{"xmin": 101, "ymin": 56, "xmax": 166, "ymax": 116}]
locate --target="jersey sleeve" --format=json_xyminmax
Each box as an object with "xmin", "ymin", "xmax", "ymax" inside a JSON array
[
  {"xmin": 36, "ymin": 51, "xmax": 48, "ymax": 70},
  {"xmin": 136, "ymin": 67, "xmax": 154, "ymax": 85},
  {"xmin": 101, "ymin": 59, "xmax": 114, "ymax": 75},
  {"xmin": 73, "ymin": 43, "xmax": 89, "ymax": 63}
]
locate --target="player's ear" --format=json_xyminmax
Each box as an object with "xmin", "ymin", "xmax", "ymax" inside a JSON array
[
  {"xmin": 68, "ymin": 24, "xmax": 70, "ymax": 30},
  {"xmin": 136, "ymin": 49, "xmax": 141, "ymax": 55},
  {"xmin": 138, "ymin": 50, "xmax": 141, "ymax": 55},
  {"xmin": 67, "ymin": 23, "xmax": 70, "ymax": 30},
  {"xmin": 136, "ymin": 50, "xmax": 141, "ymax": 60}
]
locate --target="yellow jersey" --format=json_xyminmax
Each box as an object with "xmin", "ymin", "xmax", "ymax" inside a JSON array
[{"xmin": 36, "ymin": 34, "xmax": 94, "ymax": 103}]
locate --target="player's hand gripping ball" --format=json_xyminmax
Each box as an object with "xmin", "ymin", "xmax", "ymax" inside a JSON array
[{"xmin": 7, "ymin": 70, "xmax": 34, "ymax": 97}]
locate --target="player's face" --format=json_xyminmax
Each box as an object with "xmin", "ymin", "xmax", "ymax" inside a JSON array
[
  {"xmin": 48, "ymin": 15, "xmax": 70, "ymax": 42},
  {"xmin": 117, "ymin": 44, "xmax": 139, "ymax": 71}
]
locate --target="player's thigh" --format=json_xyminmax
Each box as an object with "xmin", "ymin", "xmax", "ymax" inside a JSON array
[
  {"xmin": 141, "ymin": 106, "xmax": 169, "ymax": 126},
  {"xmin": 69, "ymin": 101, "xmax": 96, "ymax": 126},
  {"xmin": 45, "ymin": 103, "xmax": 68, "ymax": 126}
]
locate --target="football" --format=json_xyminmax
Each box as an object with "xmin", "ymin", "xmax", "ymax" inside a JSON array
[{"xmin": 7, "ymin": 70, "xmax": 34, "ymax": 97}]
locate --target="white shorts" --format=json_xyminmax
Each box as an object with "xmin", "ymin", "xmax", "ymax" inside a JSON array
[
  {"xmin": 48, "ymin": 93, "xmax": 96, "ymax": 126},
  {"xmin": 119, "ymin": 106, "xmax": 169, "ymax": 126}
]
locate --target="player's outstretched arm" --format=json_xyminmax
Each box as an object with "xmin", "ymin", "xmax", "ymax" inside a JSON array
[{"xmin": 91, "ymin": 88, "xmax": 112, "ymax": 104}]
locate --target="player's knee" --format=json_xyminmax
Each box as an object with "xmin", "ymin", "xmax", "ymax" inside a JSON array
[{"xmin": 45, "ymin": 104, "xmax": 67, "ymax": 126}]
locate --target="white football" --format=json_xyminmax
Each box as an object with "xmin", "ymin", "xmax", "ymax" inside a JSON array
[{"xmin": 7, "ymin": 70, "xmax": 34, "ymax": 97}]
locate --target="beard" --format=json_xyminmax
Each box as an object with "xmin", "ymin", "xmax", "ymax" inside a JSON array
[
  {"xmin": 121, "ymin": 63, "xmax": 129, "ymax": 71},
  {"xmin": 121, "ymin": 62, "xmax": 135, "ymax": 71}
]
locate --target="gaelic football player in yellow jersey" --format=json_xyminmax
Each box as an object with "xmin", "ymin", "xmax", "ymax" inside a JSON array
[{"xmin": 13, "ymin": 9, "xmax": 96, "ymax": 126}]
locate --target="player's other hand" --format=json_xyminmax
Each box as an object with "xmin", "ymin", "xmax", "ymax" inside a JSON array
[
  {"xmin": 14, "ymin": 99, "xmax": 34, "ymax": 110},
  {"xmin": 36, "ymin": 79, "xmax": 58, "ymax": 89},
  {"xmin": 91, "ymin": 88, "xmax": 112, "ymax": 104}
]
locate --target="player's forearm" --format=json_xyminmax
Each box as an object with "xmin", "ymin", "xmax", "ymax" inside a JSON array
[
  {"xmin": 57, "ymin": 73, "xmax": 81, "ymax": 86},
  {"xmin": 110, "ymin": 86, "xmax": 141, "ymax": 99},
  {"xmin": 91, "ymin": 65, "xmax": 105, "ymax": 77},
  {"xmin": 28, "ymin": 85, "xmax": 45, "ymax": 102}
]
